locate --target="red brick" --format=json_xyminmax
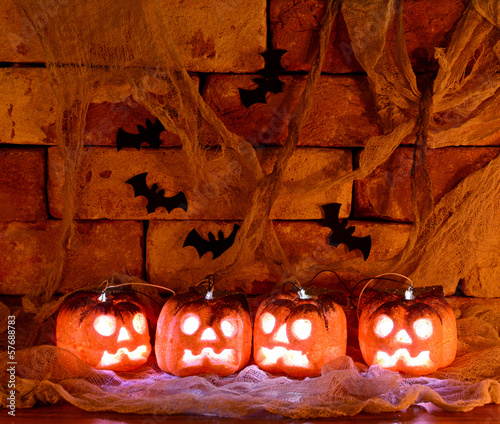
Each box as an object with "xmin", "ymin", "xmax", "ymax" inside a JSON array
[
  {"xmin": 48, "ymin": 146, "xmax": 352, "ymax": 220},
  {"xmin": 147, "ymin": 220, "xmax": 411, "ymax": 295},
  {"xmin": 0, "ymin": 0, "xmax": 266, "ymax": 72},
  {"xmin": 354, "ymin": 147, "xmax": 500, "ymax": 222},
  {"xmin": 0, "ymin": 68, "xmax": 56, "ymax": 145},
  {"xmin": 0, "ymin": 148, "xmax": 46, "ymax": 221},
  {"xmin": 271, "ymin": 0, "xmax": 467, "ymax": 73},
  {"xmin": 0, "ymin": 68, "xmax": 198, "ymax": 147},
  {"xmin": 203, "ymin": 74, "xmax": 380, "ymax": 147},
  {"xmin": 0, "ymin": 220, "xmax": 143, "ymax": 295}
]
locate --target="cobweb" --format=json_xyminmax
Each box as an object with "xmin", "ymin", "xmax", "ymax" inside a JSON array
[{"xmin": 1, "ymin": 0, "xmax": 500, "ymax": 417}]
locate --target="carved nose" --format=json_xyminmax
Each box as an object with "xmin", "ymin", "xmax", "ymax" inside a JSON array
[
  {"xmin": 395, "ymin": 329, "xmax": 412, "ymax": 344},
  {"xmin": 201, "ymin": 327, "xmax": 217, "ymax": 341},
  {"xmin": 117, "ymin": 327, "xmax": 131, "ymax": 342},
  {"xmin": 273, "ymin": 324, "xmax": 289, "ymax": 344}
]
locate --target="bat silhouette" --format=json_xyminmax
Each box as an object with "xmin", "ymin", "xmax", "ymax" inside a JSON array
[
  {"xmin": 238, "ymin": 49, "xmax": 286, "ymax": 108},
  {"xmin": 117, "ymin": 118, "xmax": 165, "ymax": 151},
  {"xmin": 183, "ymin": 224, "xmax": 240, "ymax": 260},
  {"xmin": 125, "ymin": 172, "xmax": 187, "ymax": 214},
  {"xmin": 321, "ymin": 203, "xmax": 371, "ymax": 260}
]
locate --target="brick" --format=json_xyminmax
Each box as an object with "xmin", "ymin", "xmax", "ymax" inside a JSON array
[
  {"xmin": 0, "ymin": 68, "xmax": 197, "ymax": 147},
  {"xmin": 0, "ymin": 0, "xmax": 266, "ymax": 72},
  {"xmin": 274, "ymin": 220, "xmax": 411, "ymax": 287},
  {"xmin": 0, "ymin": 68, "xmax": 56, "ymax": 145},
  {"xmin": 48, "ymin": 146, "xmax": 352, "ymax": 220},
  {"xmin": 354, "ymin": 147, "xmax": 500, "ymax": 222},
  {"xmin": 271, "ymin": 0, "xmax": 467, "ymax": 73},
  {"xmin": 0, "ymin": 220, "xmax": 143, "ymax": 295},
  {"xmin": 203, "ymin": 74, "xmax": 380, "ymax": 147},
  {"xmin": 147, "ymin": 220, "xmax": 411, "ymax": 295},
  {"xmin": 0, "ymin": 147, "xmax": 46, "ymax": 221}
]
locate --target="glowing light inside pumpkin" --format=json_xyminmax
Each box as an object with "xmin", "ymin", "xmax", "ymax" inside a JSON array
[
  {"xmin": 395, "ymin": 329, "xmax": 412, "ymax": 344},
  {"xmin": 182, "ymin": 348, "xmax": 235, "ymax": 366},
  {"xmin": 94, "ymin": 315, "xmax": 117, "ymax": 336},
  {"xmin": 414, "ymin": 318, "xmax": 433, "ymax": 339},
  {"xmin": 374, "ymin": 315, "xmax": 394, "ymax": 338},
  {"xmin": 273, "ymin": 324, "xmax": 289, "ymax": 344},
  {"xmin": 133, "ymin": 313, "xmax": 147, "ymax": 334},
  {"xmin": 259, "ymin": 346, "xmax": 310, "ymax": 368},
  {"xmin": 221, "ymin": 319, "xmax": 236, "ymax": 337},
  {"xmin": 291, "ymin": 319, "xmax": 312, "ymax": 340},
  {"xmin": 261, "ymin": 312, "xmax": 276, "ymax": 334},
  {"xmin": 117, "ymin": 327, "xmax": 131, "ymax": 342},
  {"xmin": 181, "ymin": 315, "xmax": 200, "ymax": 335},
  {"xmin": 200, "ymin": 327, "xmax": 218, "ymax": 341},
  {"xmin": 98, "ymin": 345, "xmax": 149, "ymax": 367},
  {"xmin": 375, "ymin": 349, "xmax": 431, "ymax": 368}
]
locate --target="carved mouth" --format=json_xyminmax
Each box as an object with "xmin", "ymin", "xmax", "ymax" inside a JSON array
[
  {"xmin": 181, "ymin": 348, "xmax": 236, "ymax": 366},
  {"xmin": 98, "ymin": 345, "xmax": 149, "ymax": 368},
  {"xmin": 258, "ymin": 346, "xmax": 310, "ymax": 368},
  {"xmin": 375, "ymin": 349, "xmax": 431, "ymax": 368}
]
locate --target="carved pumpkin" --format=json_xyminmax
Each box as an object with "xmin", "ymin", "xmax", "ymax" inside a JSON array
[
  {"xmin": 253, "ymin": 287, "xmax": 347, "ymax": 377},
  {"xmin": 358, "ymin": 286, "xmax": 457, "ymax": 375},
  {"xmin": 155, "ymin": 288, "xmax": 252, "ymax": 376},
  {"xmin": 56, "ymin": 288, "xmax": 152, "ymax": 371}
]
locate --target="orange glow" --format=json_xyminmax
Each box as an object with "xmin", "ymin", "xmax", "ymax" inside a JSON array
[
  {"xmin": 200, "ymin": 327, "xmax": 218, "ymax": 341},
  {"xmin": 395, "ymin": 329, "xmax": 412, "ymax": 344},
  {"xmin": 291, "ymin": 319, "xmax": 312, "ymax": 340},
  {"xmin": 181, "ymin": 314, "xmax": 200, "ymax": 335},
  {"xmin": 98, "ymin": 345, "xmax": 149, "ymax": 367},
  {"xmin": 273, "ymin": 324, "xmax": 289, "ymax": 344},
  {"xmin": 117, "ymin": 327, "xmax": 131, "ymax": 342},
  {"xmin": 94, "ymin": 315, "xmax": 117, "ymax": 336},
  {"xmin": 260, "ymin": 312, "xmax": 275, "ymax": 334},
  {"xmin": 414, "ymin": 318, "xmax": 433, "ymax": 339},
  {"xmin": 181, "ymin": 348, "xmax": 235, "ymax": 366},
  {"xmin": 374, "ymin": 315, "xmax": 393, "ymax": 338},
  {"xmin": 258, "ymin": 346, "xmax": 310, "ymax": 368},
  {"xmin": 221, "ymin": 319, "xmax": 236, "ymax": 337},
  {"xmin": 375, "ymin": 349, "xmax": 431, "ymax": 368},
  {"xmin": 133, "ymin": 313, "xmax": 147, "ymax": 334}
]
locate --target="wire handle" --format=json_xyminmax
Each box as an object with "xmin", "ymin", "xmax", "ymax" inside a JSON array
[{"xmin": 356, "ymin": 273, "xmax": 415, "ymax": 320}]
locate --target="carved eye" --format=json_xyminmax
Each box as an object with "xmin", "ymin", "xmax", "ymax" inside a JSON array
[
  {"xmin": 133, "ymin": 313, "xmax": 147, "ymax": 334},
  {"xmin": 413, "ymin": 318, "xmax": 433, "ymax": 339},
  {"xmin": 181, "ymin": 314, "xmax": 200, "ymax": 335},
  {"xmin": 221, "ymin": 319, "xmax": 236, "ymax": 337},
  {"xmin": 94, "ymin": 315, "xmax": 117, "ymax": 336},
  {"xmin": 261, "ymin": 312, "xmax": 276, "ymax": 334},
  {"xmin": 374, "ymin": 315, "xmax": 394, "ymax": 338},
  {"xmin": 291, "ymin": 319, "xmax": 312, "ymax": 340}
]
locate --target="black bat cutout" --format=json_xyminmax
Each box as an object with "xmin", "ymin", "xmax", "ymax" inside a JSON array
[
  {"xmin": 183, "ymin": 224, "xmax": 240, "ymax": 260},
  {"xmin": 321, "ymin": 203, "xmax": 371, "ymax": 261},
  {"xmin": 125, "ymin": 172, "xmax": 187, "ymax": 214},
  {"xmin": 117, "ymin": 118, "xmax": 165, "ymax": 151},
  {"xmin": 238, "ymin": 49, "xmax": 287, "ymax": 108}
]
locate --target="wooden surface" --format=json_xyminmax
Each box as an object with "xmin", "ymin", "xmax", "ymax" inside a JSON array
[{"xmin": 7, "ymin": 402, "xmax": 500, "ymax": 424}]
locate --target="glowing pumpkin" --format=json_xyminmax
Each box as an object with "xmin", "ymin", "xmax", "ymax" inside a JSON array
[
  {"xmin": 358, "ymin": 286, "xmax": 457, "ymax": 375},
  {"xmin": 253, "ymin": 287, "xmax": 347, "ymax": 377},
  {"xmin": 155, "ymin": 288, "xmax": 252, "ymax": 376},
  {"xmin": 56, "ymin": 289, "xmax": 152, "ymax": 371}
]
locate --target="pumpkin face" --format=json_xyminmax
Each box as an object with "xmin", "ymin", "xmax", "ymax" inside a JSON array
[
  {"xmin": 155, "ymin": 289, "xmax": 252, "ymax": 377},
  {"xmin": 253, "ymin": 289, "xmax": 347, "ymax": 377},
  {"xmin": 358, "ymin": 287, "xmax": 457, "ymax": 375},
  {"xmin": 56, "ymin": 290, "xmax": 152, "ymax": 371}
]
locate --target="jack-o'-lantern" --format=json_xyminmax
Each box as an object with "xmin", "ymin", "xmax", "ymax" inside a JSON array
[
  {"xmin": 56, "ymin": 288, "xmax": 152, "ymax": 371},
  {"xmin": 253, "ymin": 285, "xmax": 347, "ymax": 377},
  {"xmin": 155, "ymin": 285, "xmax": 252, "ymax": 377},
  {"xmin": 358, "ymin": 286, "xmax": 457, "ymax": 375}
]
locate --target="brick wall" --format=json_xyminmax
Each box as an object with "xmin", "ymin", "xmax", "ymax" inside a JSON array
[{"xmin": 1, "ymin": 0, "xmax": 499, "ymax": 296}]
